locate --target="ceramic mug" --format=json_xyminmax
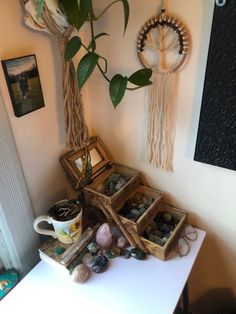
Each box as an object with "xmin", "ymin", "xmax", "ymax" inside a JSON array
[{"xmin": 33, "ymin": 204, "xmax": 83, "ymax": 244}]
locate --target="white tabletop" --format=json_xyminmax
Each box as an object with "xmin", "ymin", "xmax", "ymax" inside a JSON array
[{"xmin": 0, "ymin": 229, "xmax": 205, "ymax": 314}]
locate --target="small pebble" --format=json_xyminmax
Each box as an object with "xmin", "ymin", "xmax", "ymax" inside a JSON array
[
  {"xmin": 82, "ymin": 253, "xmax": 94, "ymax": 265},
  {"xmin": 117, "ymin": 236, "xmax": 128, "ymax": 249},
  {"xmin": 163, "ymin": 213, "xmax": 172, "ymax": 222},
  {"xmin": 97, "ymin": 249, "xmax": 105, "ymax": 256},
  {"xmin": 71, "ymin": 264, "xmax": 91, "ymax": 283},
  {"xmin": 111, "ymin": 246, "xmax": 121, "ymax": 256},
  {"xmin": 54, "ymin": 247, "xmax": 65, "ymax": 255},
  {"xmin": 106, "ymin": 246, "xmax": 121, "ymax": 259},
  {"xmin": 138, "ymin": 207, "xmax": 146, "ymax": 215},
  {"xmin": 87, "ymin": 241, "xmax": 99, "ymax": 255},
  {"xmin": 120, "ymin": 249, "xmax": 131, "ymax": 259},
  {"xmin": 92, "ymin": 256, "xmax": 109, "ymax": 273},
  {"xmin": 130, "ymin": 209, "xmax": 140, "ymax": 216},
  {"xmin": 105, "ymin": 249, "xmax": 116, "ymax": 259},
  {"xmin": 130, "ymin": 247, "xmax": 147, "ymax": 260}
]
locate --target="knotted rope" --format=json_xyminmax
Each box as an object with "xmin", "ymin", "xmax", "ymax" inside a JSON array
[
  {"xmin": 147, "ymin": 69, "xmax": 176, "ymax": 171},
  {"xmin": 41, "ymin": 6, "xmax": 89, "ymax": 150}
]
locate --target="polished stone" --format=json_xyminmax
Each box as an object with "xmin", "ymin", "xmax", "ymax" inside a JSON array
[
  {"xmin": 96, "ymin": 223, "xmax": 113, "ymax": 249},
  {"xmin": 105, "ymin": 249, "xmax": 116, "ymax": 259},
  {"xmin": 116, "ymin": 236, "xmax": 128, "ymax": 249},
  {"xmin": 120, "ymin": 249, "xmax": 131, "ymax": 259},
  {"xmin": 92, "ymin": 256, "xmax": 109, "ymax": 273},
  {"xmin": 82, "ymin": 253, "xmax": 94, "ymax": 265},
  {"xmin": 130, "ymin": 247, "xmax": 146, "ymax": 260},
  {"xmin": 54, "ymin": 247, "xmax": 65, "ymax": 255},
  {"xmin": 71, "ymin": 264, "xmax": 91, "ymax": 283},
  {"xmin": 87, "ymin": 241, "xmax": 99, "ymax": 255}
]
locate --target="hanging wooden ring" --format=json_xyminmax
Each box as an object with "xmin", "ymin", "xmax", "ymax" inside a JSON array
[{"xmin": 137, "ymin": 11, "xmax": 190, "ymax": 74}]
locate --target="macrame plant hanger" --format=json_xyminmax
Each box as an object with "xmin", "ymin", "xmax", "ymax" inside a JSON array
[
  {"xmin": 23, "ymin": 0, "xmax": 92, "ymax": 189},
  {"xmin": 22, "ymin": 0, "xmax": 89, "ymax": 150},
  {"xmin": 137, "ymin": 1, "xmax": 190, "ymax": 171}
]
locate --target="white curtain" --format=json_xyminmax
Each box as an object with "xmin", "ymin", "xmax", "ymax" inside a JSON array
[
  {"xmin": 0, "ymin": 253, "xmax": 5, "ymax": 271},
  {"xmin": 0, "ymin": 91, "xmax": 40, "ymax": 276},
  {"xmin": 0, "ymin": 219, "xmax": 13, "ymax": 270}
]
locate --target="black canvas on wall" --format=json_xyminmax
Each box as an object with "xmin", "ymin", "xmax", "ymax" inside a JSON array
[{"xmin": 194, "ymin": 0, "xmax": 236, "ymax": 171}]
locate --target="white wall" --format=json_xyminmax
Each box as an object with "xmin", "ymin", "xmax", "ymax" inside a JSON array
[
  {"xmin": 0, "ymin": 0, "xmax": 72, "ymax": 216},
  {"xmin": 84, "ymin": 0, "xmax": 236, "ymax": 310}
]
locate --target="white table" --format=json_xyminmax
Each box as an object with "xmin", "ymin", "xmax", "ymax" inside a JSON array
[{"xmin": 0, "ymin": 229, "xmax": 205, "ymax": 314}]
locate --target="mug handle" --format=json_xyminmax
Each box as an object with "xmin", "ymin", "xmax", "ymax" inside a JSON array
[{"xmin": 33, "ymin": 215, "xmax": 57, "ymax": 238}]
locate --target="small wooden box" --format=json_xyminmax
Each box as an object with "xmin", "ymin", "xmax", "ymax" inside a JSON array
[
  {"xmin": 140, "ymin": 201, "xmax": 187, "ymax": 260},
  {"xmin": 117, "ymin": 185, "xmax": 163, "ymax": 234},
  {"xmin": 84, "ymin": 164, "xmax": 142, "ymax": 212},
  {"xmin": 60, "ymin": 136, "xmax": 142, "ymax": 211}
]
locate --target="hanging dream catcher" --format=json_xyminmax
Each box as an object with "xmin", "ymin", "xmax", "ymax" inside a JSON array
[{"xmin": 137, "ymin": 5, "xmax": 190, "ymax": 171}]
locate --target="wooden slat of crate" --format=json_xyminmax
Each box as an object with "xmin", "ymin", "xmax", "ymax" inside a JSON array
[
  {"xmin": 140, "ymin": 202, "xmax": 187, "ymax": 260},
  {"xmin": 118, "ymin": 185, "xmax": 163, "ymax": 234}
]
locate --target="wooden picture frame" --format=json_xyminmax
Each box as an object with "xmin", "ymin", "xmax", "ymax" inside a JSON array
[
  {"xmin": 60, "ymin": 136, "xmax": 112, "ymax": 189},
  {"xmin": 1, "ymin": 54, "xmax": 45, "ymax": 117}
]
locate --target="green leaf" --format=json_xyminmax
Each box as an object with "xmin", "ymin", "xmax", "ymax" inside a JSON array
[
  {"xmin": 60, "ymin": 0, "xmax": 82, "ymax": 30},
  {"xmin": 88, "ymin": 32, "xmax": 109, "ymax": 50},
  {"xmin": 77, "ymin": 52, "xmax": 99, "ymax": 90},
  {"xmin": 37, "ymin": 0, "xmax": 45, "ymax": 19},
  {"xmin": 109, "ymin": 74, "xmax": 128, "ymax": 108},
  {"xmin": 120, "ymin": 0, "xmax": 129, "ymax": 35},
  {"xmin": 80, "ymin": 0, "xmax": 95, "ymax": 20},
  {"xmin": 128, "ymin": 68, "xmax": 152, "ymax": 86},
  {"xmin": 65, "ymin": 36, "xmax": 82, "ymax": 61}
]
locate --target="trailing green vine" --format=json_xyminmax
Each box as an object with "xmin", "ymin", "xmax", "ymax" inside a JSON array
[{"xmin": 37, "ymin": 0, "xmax": 152, "ymax": 108}]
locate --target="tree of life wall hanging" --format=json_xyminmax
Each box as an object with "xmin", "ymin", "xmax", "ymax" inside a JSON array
[{"xmin": 137, "ymin": 4, "xmax": 190, "ymax": 171}]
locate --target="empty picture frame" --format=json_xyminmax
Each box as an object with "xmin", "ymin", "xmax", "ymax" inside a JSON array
[{"xmin": 1, "ymin": 54, "xmax": 45, "ymax": 117}]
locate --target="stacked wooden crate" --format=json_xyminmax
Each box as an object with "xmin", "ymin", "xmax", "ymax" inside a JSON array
[{"xmin": 61, "ymin": 136, "xmax": 187, "ymax": 260}]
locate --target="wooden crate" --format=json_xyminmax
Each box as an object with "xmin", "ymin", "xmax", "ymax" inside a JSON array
[
  {"xmin": 83, "ymin": 164, "xmax": 143, "ymax": 212},
  {"xmin": 140, "ymin": 201, "xmax": 187, "ymax": 260},
  {"xmin": 117, "ymin": 185, "xmax": 163, "ymax": 234}
]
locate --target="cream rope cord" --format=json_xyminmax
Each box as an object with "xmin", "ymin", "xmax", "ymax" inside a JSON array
[
  {"xmin": 23, "ymin": 0, "xmax": 89, "ymax": 150},
  {"xmin": 137, "ymin": 8, "xmax": 190, "ymax": 171}
]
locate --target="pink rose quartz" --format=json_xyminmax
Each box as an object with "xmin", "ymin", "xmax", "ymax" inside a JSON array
[{"xmin": 96, "ymin": 223, "xmax": 113, "ymax": 249}]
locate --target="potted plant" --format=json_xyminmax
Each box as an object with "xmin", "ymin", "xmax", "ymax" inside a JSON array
[{"xmin": 37, "ymin": 0, "xmax": 152, "ymax": 108}]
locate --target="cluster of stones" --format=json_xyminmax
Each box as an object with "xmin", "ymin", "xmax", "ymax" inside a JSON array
[
  {"xmin": 49, "ymin": 199, "xmax": 81, "ymax": 221},
  {"xmin": 70, "ymin": 223, "xmax": 147, "ymax": 283},
  {"xmin": 137, "ymin": 12, "xmax": 189, "ymax": 55},
  {"xmin": 119, "ymin": 192, "xmax": 154, "ymax": 221},
  {"xmin": 143, "ymin": 211, "xmax": 178, "ymax": 246},
  {"xmin": 85, "ymin": 241, "xmax": 146, "ymax": 267},
  {"xmin": 102, "ymin": 172, "xmax": 129, "ymax": 196}
]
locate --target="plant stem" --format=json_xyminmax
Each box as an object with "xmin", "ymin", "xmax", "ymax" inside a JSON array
[
  {"xmin": 89, "ymin": 14, "xmax": 96, "ymax": 52},
  {"xmin": 126, "ymin": 86, "xmax": 143, "ymax": 91},
  {"xmin": 87, "ymin": 3, "xmax": 142, "ymax": 90},
  {"xmin": 82, "ymin": 43, "xmax": 89, "ymax": 52},
  {"xmin": 95, "ymin": 0, "xmax": 121, "ymax": 20},
  {"xmin": 99, "ymin": 56, "xmax": 108, "ymax": 73},
  {"xmin": 88, "ymin": 10, "xmax": 110, "ymax": 82},
  {"xmin": 97, "ymin": 63, "xmax": 111, "ymax": 83}
]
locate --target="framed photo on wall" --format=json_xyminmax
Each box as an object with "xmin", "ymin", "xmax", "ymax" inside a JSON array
[{"xmin": 1, "ymin": 54, "xmax": 45, "ymax": 117}]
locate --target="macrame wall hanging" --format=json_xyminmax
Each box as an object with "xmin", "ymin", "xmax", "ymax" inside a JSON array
[
  {"xmin": 23, "ymin": 0, "xmax": 88, "ymax": 150},
  {"xmin": 137, "ymin": 2, "xmax": 190, "ymax": 171}
]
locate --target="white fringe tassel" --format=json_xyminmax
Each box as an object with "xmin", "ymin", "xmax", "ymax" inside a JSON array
[{"xmin": 147, "ymin": 70, "xmax": 176, "ymax": 171}]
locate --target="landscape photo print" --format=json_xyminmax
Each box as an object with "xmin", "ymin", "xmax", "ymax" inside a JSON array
[{"xmin": 1, "ymin": 54, "xmax": 45, "ymax": 117}]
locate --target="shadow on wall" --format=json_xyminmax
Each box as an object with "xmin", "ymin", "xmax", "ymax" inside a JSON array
[{"xmin": 190, "ymin": 288, "xmax": 236, "ymax": 314}]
